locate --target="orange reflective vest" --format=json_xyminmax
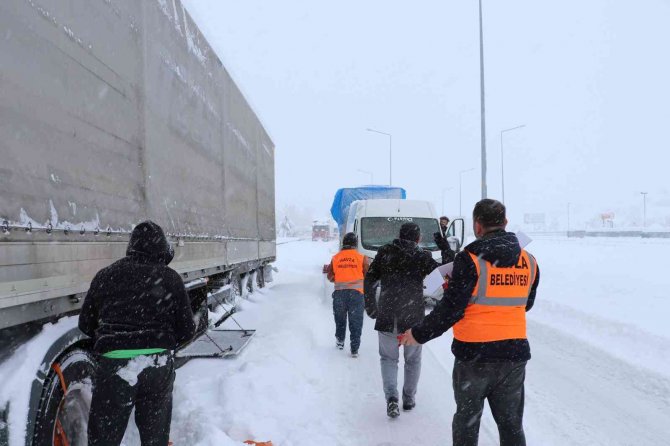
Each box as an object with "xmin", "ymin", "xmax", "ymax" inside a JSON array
[
  {"xmin": 332, "ymin": 249, "xmax": 365, "ymax": 294},
  {"xmin": 453, "ymin": 250, "xmax": 537, "ymax": 343}
]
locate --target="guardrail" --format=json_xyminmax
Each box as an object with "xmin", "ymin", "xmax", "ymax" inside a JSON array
[
  {"xmin": 276, "ymin": 237, "xmax": 311, "ymax": 245},
  {"xmin": 527, "ymin": 230, "xmax": 670, "ymax": 239}
]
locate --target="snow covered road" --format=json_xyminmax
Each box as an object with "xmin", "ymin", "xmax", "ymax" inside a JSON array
[{"xmin": 160, "ymin": 238, "xmax": 670, "ymax": 446}]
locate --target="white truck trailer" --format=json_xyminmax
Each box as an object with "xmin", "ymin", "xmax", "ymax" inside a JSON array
[{"xmin": 0, "ymin": 1, "xmax": 275, "ymax": 444}]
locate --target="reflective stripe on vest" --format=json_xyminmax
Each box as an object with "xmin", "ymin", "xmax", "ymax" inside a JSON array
[
  {"xmin": 332, "ymin": 249, "xmax": 365, "ymax": 293},
  {"xmin": 453, "ymin": 250, "xmax": 537, "ymax": 343},
  {"xmin": 334, "ymin": 280, "xmax": 365, "ymax": 291}
]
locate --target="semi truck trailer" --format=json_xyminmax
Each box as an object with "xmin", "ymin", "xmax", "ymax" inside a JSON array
[{"xmin": 0, "ymin": 1, "xmax": 275, "ymax": 444}]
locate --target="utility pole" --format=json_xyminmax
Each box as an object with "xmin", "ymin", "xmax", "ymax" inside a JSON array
[
  {"xmin": 641, "ymin": 192, "xmax": 648, "ymax": 228},
  {"xmin": 479, "ymin": 0, "xmax": 487, "ymax": 199}
]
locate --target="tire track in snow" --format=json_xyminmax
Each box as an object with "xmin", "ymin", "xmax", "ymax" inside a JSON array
[{"xmin": 524, "ymin": 319, "xmax": 670, "ymax": 445}]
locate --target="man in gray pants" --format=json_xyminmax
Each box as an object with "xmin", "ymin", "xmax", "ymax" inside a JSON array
[
  {"xmin": 364, "ymin": 223, "xmax": 439, "ymax": 418},
  {"xmin": 377, "ymin": 330, "xmax": 423, "ymax": 414}
]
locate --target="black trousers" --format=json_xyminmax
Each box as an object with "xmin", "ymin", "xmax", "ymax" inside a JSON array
[
  {"xmin": 88, "ymin": 352, "xmax": 175, "ymax": 446},
  {"xmin": 452, "ymin": 359, "xmax": 527, "ymax": 446}
]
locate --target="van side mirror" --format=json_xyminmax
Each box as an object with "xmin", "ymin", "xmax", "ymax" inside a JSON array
[{"xmin": 446, "ymin": 218, "xmax": 465, "ymax": 252}]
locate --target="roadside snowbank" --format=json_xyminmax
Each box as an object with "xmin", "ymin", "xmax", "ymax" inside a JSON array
[{"xmin": 527, "ymin": 236, "xmax": 670, "ymax": 378}]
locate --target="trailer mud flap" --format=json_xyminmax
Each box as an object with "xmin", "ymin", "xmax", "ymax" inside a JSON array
[{"xmin": 176, "ymin": 330, "xmax": 255, "ymax": 359}]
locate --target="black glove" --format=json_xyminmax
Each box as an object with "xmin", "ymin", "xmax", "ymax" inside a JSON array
[
  {"xmin": 441, "ymin": 247, "xmax": 455, "ymax": 264},
  {"xmin": 434, "ymin": 231, "xmax": 449, "ymax": 251}
]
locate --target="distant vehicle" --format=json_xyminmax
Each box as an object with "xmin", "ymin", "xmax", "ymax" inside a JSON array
[{"xmin": 312, "ymin": 223, "xmax": 332, "ymax": 241}]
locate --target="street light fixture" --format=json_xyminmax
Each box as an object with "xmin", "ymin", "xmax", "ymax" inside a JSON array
[
  {"xmin": 366, "ymin": 128, "xmax": 392, "ymax": 186},
  {"xmin": 441, "ymin": 187, "xmax": 453, "ymax": 215},
  {"xmin": 641, "ymin": 192, "xmax": 648, "ymax": 228},
  {"xmin": 500, "ymin": 124, "xmax": 526, "ymax": 204},
  {"xmin": 357, "ymin": 169, "xmax": 374, "ymax": 185},
  {"xmin": 459, "ymin": 168, "xmax": 475, "ymax": 217}
]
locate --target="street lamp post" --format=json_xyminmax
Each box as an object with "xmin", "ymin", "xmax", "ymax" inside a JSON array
[
  {"xmin": 479, "ymin": 0, "xmax": 487, "ymax": 200},
  {"xmin": 459, "ymin": 168, "xmax": 475, "ymax": 217},
  {"xmin": 441, "ymin": 187, "xmax": 453, "ymax": 215},
  {"xmin": 357, "ymin": 169, "xmax": 373, "ymax": 185},
  {"xmin": 500, "ymin": 124, "xmax": 526, "ymax": 204},
  {"xmin": 641, "ymin": 192, "xmax": 648, "ymax": 228},
  {"xmin": 366, "ymin": 128, "xmax": 392, "ymax": 186}
]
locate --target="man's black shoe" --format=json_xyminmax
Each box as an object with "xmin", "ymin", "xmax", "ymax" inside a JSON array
[
  {"xmin": 387, "ymin": 398, "xmax": 400, "ymax": 418},
  {"xmin": 403, "ymin": 401, "xmax": 415, "ymax": 411}
]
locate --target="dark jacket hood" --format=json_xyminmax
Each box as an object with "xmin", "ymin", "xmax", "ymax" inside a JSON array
[
  {"xmin": 126, "ymin": 221, "xmax": 174, "ymax": 265},
  {"xmin": 465, "ymin": 230, "xmax": 521, "ymax": 267},
  {"xmin": 390, "ymin": 238, "xmax": 420, "ymax": 255}
]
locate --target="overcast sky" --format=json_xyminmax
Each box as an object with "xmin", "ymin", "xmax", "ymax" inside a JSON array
[{"xmin": 183, "ymin": 0, "xmax": 670, "ymax": 229}]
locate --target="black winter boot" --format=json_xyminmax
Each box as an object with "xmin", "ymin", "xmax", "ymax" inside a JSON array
[{"xmin": 387, "ymin": 397, "xmax": 400, "ymax": 418}]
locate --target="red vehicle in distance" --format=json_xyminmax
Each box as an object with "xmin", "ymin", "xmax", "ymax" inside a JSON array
[{"xmin": 312, "ymin": 222, "xmax": 332, "ymax": 241}]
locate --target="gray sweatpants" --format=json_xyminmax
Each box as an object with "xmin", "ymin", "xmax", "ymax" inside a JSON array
[{"xmin": 378, "ymin": 331, "xmax": 422, "ymax": 403}]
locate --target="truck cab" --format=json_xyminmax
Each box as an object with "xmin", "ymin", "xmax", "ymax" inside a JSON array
[
  {"xmin": 345, "ymin": 199, "xmax": 451, "ymax": 262},
  {"xmin": 312, "ymin": 223, "xmax": 331, "ymax": 241}
]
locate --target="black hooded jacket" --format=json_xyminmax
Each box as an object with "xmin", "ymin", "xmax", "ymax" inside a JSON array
[
  {"xmin": 78, "ymin": 221, "xmax": 196, "ymax": 353},
  {"xmin": 434, "ymin": 231, "xmax": 456, "ymax": 264},
  {"xmin": 412, "ymin": 230, "xmax": 540, "ymax": 362},
  {"xmin": 364, "ymin": 239, "xmax": 439, "ymax": 333}
]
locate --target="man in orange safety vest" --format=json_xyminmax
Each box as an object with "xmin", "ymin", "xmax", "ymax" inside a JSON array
[
  {"xmin": 401, "ymin": 199, "xmax": 540, "ymax": 446},
  {"xmin": 326, "ymin": 232, "xmax": 370, "ymax": 357}
]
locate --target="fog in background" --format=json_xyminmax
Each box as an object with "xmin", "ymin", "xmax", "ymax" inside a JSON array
[{"xmin": 183, "ymin": 0, "xmax": 670, "ymax": 232}]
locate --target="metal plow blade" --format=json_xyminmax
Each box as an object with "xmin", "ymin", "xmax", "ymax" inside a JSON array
[{"xmin": 176, "ymin": 329, "xmax": 256, "ymax": 359}]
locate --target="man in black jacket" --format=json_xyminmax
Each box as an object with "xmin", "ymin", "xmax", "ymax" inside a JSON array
[
  {"xmin": 401, "ymin": 200, "xmax": 540, "ymax": 446},
  {"xmin": 79, "ymin": 220, "xmax": 196, "ymax": 446},
  {"xmin": 364, "ymin": 222, "xmax": 439, "ymax": 418}
]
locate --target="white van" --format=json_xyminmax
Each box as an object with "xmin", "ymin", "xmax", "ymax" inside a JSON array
[{"xmin": 344, "ymin": 199, "xmax": 464, "ymax": 262}]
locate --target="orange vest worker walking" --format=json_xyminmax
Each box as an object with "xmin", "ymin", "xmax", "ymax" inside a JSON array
[
  {"xmin": 326, "ymin": 232, "xmax": 369, "ymax": 357},
  {"xmin": 401, "ymin": 199, "xmax": 540, "ymax": 446}
]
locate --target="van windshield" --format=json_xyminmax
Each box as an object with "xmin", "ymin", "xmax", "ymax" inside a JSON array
[{"xmin": 360, "ymin": 217, "xmax": 441, "ymax": 251}]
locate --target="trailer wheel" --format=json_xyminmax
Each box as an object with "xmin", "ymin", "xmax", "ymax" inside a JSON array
[
  {"xmin": 256, "ymin": 268, "xmax": 266, "ymax": 289},
  {"xmin": 227, "ymin": 275, "xmax": 242, "ymax": 308},
  {"xmin": 248, "ymin": 271, "xmax": 258, "ymax": 293},
  {"xmin": 240, "ymin": 274, "xmax": 251, "ymax": 298},
  {"xmin": 33, "ymin": 348, "xmax": 96, "ymax": 446}
]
